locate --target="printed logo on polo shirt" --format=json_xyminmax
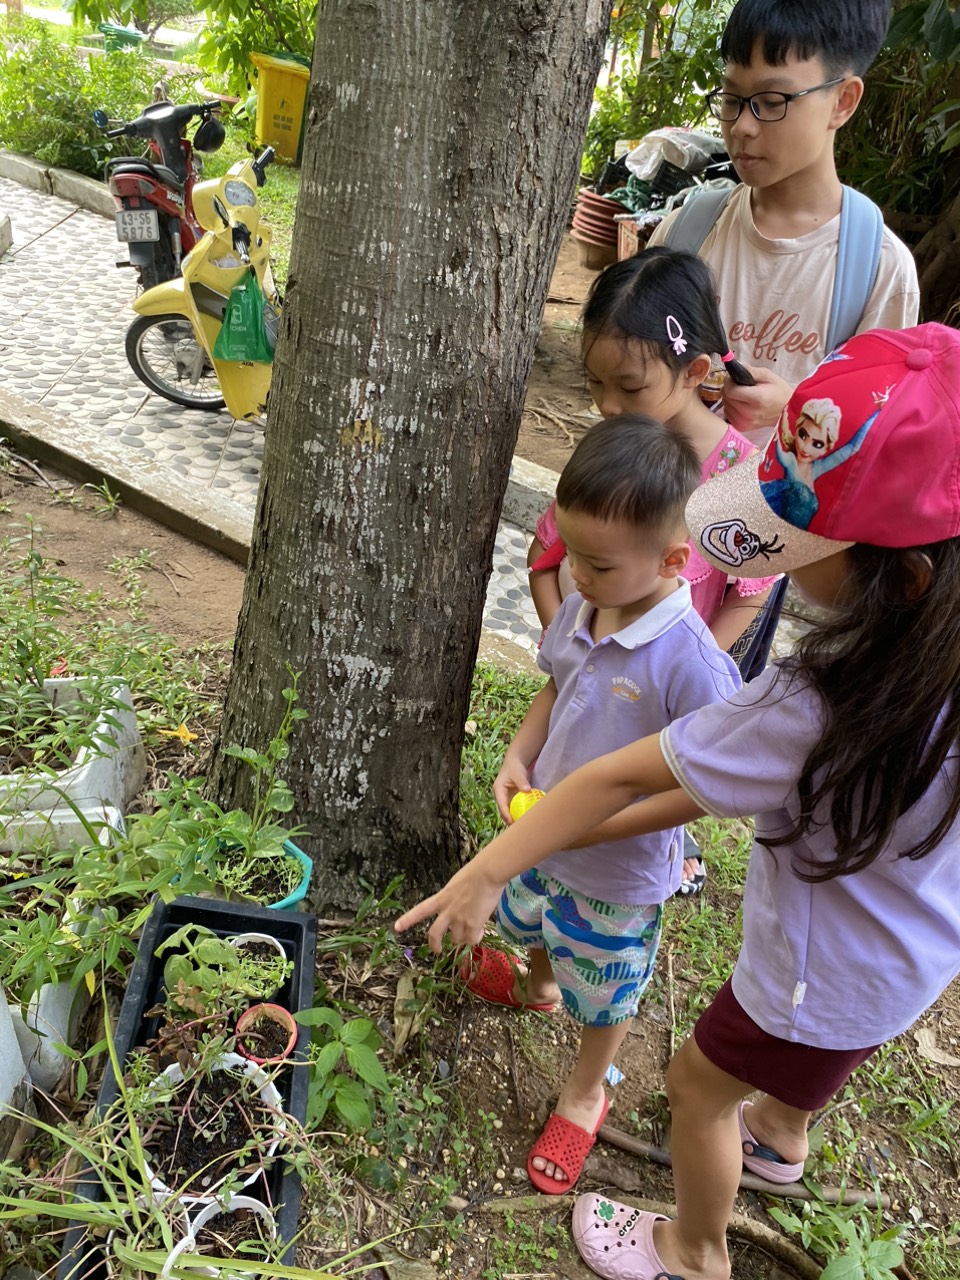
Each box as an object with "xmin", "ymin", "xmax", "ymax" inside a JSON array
[{"xmin": 610, "ymin": 676, "xmax": 641, "ymax": 702}]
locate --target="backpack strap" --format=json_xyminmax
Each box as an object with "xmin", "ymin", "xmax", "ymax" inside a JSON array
[
  {"xmin": 825, "ymin": 186, "xmax": 885, "ymax": 353},
  {"xmin": 662, "ymin": 187, "xmax": 733, "ymax": 254},
  {"xmin": 664, "ymin": 183, "xmax": 885, "ymax": 356}
]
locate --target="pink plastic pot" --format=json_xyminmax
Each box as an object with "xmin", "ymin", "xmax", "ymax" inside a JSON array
[{"xmin": 235, "ymin": 1003, "xmax": 297, "ymax": 1065}]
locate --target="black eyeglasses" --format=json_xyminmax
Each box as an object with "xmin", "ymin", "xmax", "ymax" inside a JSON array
[{"xmin": 705, "ymin": 77, "xmax": 845, "ymax": 123}]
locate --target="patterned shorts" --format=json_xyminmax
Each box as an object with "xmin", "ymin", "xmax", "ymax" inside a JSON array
[{"xmin": 496, "ymin": 868, "xmax": 662, "ymax": 1027}]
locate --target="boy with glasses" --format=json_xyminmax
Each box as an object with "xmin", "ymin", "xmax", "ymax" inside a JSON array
[
  {"xmin": 649, "ymin": 0, "xmax": 918, "ymax": 895},
  {"xmin": 648, "ymin": 0, "xmax": 918, "ymax": 447}
]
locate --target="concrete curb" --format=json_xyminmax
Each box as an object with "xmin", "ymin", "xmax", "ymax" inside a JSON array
[
  {"xmin": 0, "ymin": 150, "xmax": 114, "ymax": 219},
  {"xmin": 0, "ymin": 389, "xmax": 253, "ymax": 562}
]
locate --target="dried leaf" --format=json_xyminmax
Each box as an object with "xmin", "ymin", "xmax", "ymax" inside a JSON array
[
  {"xmin": 165, "ymin": 559, "xmax": 195, "ymax": 580},
  {"xmin": 393, "ymin": 970, "xmax": 429, "ymax": 1059},
  {"xmin": 914, "ymin": 1026, "xmax": 960, "ymax": 1067}
]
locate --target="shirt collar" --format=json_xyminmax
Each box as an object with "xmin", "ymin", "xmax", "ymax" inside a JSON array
[{"xmin": 568, "ymin": 580, "xmax": 693, "ymax": 650}]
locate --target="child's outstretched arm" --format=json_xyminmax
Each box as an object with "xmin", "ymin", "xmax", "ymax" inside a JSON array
[
  {"xmin": 567, "ymin": 787, "xmax": 705, "ymax": 847},
  {"xmin": 395, "ymin": 731, "xmax": 679, "ymax": 953}
]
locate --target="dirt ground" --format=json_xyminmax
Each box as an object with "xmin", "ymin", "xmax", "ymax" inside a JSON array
[
  {"xmin": 3, "ymin": 239, "xmax": 959, "ymax": 1280},
  {"xmin": 519, "ymin": 236, "xmax": 600, "ymax": 474}
]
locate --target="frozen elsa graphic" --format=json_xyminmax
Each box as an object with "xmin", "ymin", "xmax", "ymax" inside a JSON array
[{"xmin": 760, "ymin": 397, "xmax": 876, "ymax": 529}]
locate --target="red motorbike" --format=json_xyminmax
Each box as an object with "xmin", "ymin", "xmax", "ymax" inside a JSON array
[{"xmin": 93, "ymin": 100, "xmax": 225, "ymax": 291}]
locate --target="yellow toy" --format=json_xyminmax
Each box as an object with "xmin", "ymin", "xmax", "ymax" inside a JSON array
[{"xmin": 509, "ymin": 789, "xmax": 545, "ymax": 821}]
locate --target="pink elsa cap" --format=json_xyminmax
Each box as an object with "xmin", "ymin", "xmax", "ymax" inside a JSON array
[{"xmin": 686, "ymin": 324, "xmax": 960, "ymax": 577}]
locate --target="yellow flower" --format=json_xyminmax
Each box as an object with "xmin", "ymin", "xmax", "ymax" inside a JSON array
[{"xmin": 159, "ymin": 723, "xmax": 199, "ymax": 745}]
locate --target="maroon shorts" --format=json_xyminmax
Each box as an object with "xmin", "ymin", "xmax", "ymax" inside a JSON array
[{"xmin": 694, "ymin": 978, "xmax": 882, "ymax": 1112}]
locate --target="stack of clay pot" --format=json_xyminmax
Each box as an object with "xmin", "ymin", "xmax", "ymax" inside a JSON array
[{"xmin": 570, "ymin": 188, "xmax": 628, "ymax": 270}]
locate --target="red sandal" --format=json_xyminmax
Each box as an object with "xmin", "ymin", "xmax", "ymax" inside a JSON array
[
  {"xmin": 527, "ymin": 1095, "xmax": 609, "ymax": 1194},
  {"xmin": 459, "ymin": 945, "xmax": 558, "ymax": 1012}
]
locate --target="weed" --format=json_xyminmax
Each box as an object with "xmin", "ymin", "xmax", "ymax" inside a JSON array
[
  {"xmin": 688, "ymin": 814, "xmax": 752, "ymax": 890},
  {"xmin": 460, "ymin": 662, "xmax": 542, "ymax": 852},
  {"xmin": 84, "ymin": 478, "xmax": 122, "ymax": 517},
  {"xmin": 769, "ymin": 1196, "xmax": 906, "ymax": 1279},
  {"xmin": 907, "ymin": 1221, "xmax": 960, "ymax": 1280},
  {"xmin": 49, "ymin": 487, "xmax": 84, "ymax": 509},
  {"xmin": 482, "ymin": 1211, "xmax": 561, "ymax": 1279}
]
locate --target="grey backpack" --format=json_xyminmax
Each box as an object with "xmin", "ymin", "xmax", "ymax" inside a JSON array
[{"xmin": 664, "ymin": 185, "xmax": 885, "ymax": 353}]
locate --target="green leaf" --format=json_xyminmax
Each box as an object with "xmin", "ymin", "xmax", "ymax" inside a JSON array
[
  {"xmin": 865, "ymin": 1239, "xmax": 904, "ymax": 1269},
  {"xmin": 821, "ymin": 1260, "xmax": 867, "ymax": 1280},
  {"xmin": 333, "ymin": 1080, "xmax": 372, "ymax": 1132},
  {"xmin": 294, "ymin": 1006, "xmax": 341, "ymax": 1029},
  {"xmin": 345, "ymin": 1043, "xmax": 389, "ymax": 1092},
  {"xmin": 340, "ymin": 1017, "xmax": 376, "ymax": 1045},
  {"xmin": 313, "ymin": 1042, "xmax": 342, "ymax": 1078}
]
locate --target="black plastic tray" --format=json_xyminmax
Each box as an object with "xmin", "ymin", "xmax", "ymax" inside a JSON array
[{"xmin": 56, "ymin": 895, "xmax": 317, "ymax": 1280}]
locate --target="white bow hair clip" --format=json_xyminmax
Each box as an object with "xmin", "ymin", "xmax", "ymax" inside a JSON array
[{"xmin": 666, "ymin": 315, "xmax": 687, "ymax": 356}]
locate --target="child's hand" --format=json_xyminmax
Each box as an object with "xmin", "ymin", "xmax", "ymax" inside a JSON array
[
  {"xmin": 722, "ymin": 366, "xmax": 791, "ymax": 436},
  {"xmin": 493, "ymin": 757, "xmax": 532, "ymax": 823},
  {"xmin": 394, "ymin": 860, "xmax": 503, "ymax": 954}
]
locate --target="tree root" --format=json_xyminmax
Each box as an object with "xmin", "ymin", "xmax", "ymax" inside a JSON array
[{"xmin": 596, "ymin": 1121, "xmax": 890, "ymax": 1208}]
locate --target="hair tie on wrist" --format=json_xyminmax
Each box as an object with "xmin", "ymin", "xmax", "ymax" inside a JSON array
[{"xmin": 720, "ymin": 350, "xmax": 736, "ymax": 364}]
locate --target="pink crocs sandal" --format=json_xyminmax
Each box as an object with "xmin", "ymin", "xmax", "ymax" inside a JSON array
[
  {"xmin": 572, "ymin": 1194, "xmax": 684, "ymax": 1279},
  {"xmin": 738, "ymin": 1101, "xmax": 805, "ymax": 1184}
]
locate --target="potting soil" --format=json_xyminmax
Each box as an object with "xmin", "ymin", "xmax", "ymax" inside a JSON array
[
  {"xmin": 145, "ymin": 1068, "xmax": 279, "ymax": 1189},
  {"xmin": 239, "ymin": 1015, "xmax": 289, "ymax": 1060}
]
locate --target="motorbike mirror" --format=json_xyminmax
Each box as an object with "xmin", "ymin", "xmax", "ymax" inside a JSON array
[
  {"xmin": 212, "ymin": 196, "xmax": 231, "ymax": 227},
  {"xmin": 251, "ymin": 146, "xmax": 275, "ymax": 187},
  {"xmin": 92, "ymin": 109, "xmax": 109, "ymax": 130}
]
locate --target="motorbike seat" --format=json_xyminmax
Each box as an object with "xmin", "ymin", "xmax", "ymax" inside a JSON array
[{"xmin": 105, "ymin": 158, "xmax": 185, "ymax": 193}]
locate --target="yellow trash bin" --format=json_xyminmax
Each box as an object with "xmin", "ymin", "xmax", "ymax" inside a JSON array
[{"xmin": 249, "ymin": 52, "xmax": 310, "ymax": 164}]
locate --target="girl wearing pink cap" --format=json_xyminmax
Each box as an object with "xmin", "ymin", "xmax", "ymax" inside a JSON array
[{"xmin": 396, "ymin": 323, "xmax": 960, "ymax": 1280}]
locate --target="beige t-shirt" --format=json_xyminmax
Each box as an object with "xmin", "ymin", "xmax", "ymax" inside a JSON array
[{"xmin": 649, "ymin": 183, "xmax": 919, "ymax": 393}]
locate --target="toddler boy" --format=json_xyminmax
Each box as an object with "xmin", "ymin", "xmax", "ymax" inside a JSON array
[{"xmin": 462, "ymin": 416, "xmax": 741, "ymax": 1194}]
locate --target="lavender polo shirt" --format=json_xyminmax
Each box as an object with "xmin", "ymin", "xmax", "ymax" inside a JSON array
[
  {"xmin": 532, "ymin": 582, "xmax": 741, "ymax": 906},
  {"xmin": 662, "ymin": 665, "xmax": 960, "ymax": 1050}
]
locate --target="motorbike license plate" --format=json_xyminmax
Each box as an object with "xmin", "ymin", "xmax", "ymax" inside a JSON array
[{"xmin": 115, "ymin": 208, "xmax": 159, "ymax": 242}]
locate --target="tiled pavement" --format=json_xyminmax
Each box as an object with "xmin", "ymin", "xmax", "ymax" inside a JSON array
[{"xmin": 0, "ymin": 175, "xmax": 544, "ymax": 651}]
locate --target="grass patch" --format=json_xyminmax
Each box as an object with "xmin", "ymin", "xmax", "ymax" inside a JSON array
[{"xmin": 460, "ymin": 661, "xmax": 543, "ymax": 854}]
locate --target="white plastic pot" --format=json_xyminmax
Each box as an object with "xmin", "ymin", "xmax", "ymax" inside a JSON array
[
  {"xmin": 0, "ymin": 997, "xmax": 30, "ymax": 1160},
  {"xmin": 142, "ymin": 1053, "xmax": 285, "ymax": 1203},
  {"xmin": 162, "ymin": 1195, "xmax": 277, "ymax": 1279},
  {"xmin": 0, "ymin": 678, "xmax": 145, "ymax": 816},
  {"xmin": 4, "ymin": 803, "xmax": 124, "ymax": 1092},
  {"xmin": 226, "ymin": 932, "xmax": 289, "ymax": 1000}
]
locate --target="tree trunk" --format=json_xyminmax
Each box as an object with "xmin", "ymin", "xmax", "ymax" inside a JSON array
[
  {"xmin": 913, "ymin": 189, "xmax": 960, "ymax": 324},
  {"xmin": 210, "ymin": 0, "xmax": 612, "ymax": 908}
]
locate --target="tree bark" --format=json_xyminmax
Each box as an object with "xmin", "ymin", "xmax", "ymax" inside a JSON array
[
  {"xmin": 210, "ymin": 0, "xmax": 612, "ymax": 908},
  {"xmin": 913, "ymin": 189, "xmax": 960, "ymax": 324}
]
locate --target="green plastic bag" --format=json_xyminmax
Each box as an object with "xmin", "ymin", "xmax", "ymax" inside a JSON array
[{"xmin": 213, "ymin": 271, "xmax": 275, "ymax": 364}]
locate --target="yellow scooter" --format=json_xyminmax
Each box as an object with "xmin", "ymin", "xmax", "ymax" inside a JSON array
[{"xmin": 124, "ymin": 147, "xmax": 279, "ymax": 421}]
